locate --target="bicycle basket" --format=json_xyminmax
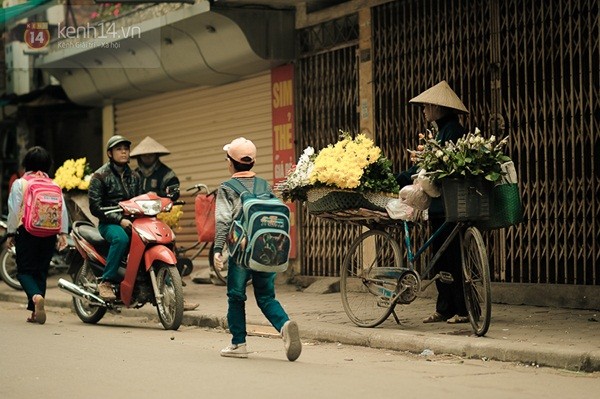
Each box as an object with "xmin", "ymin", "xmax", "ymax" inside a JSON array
[
  {"xmin": 306, "ymin": 188, "xmax": 391, "ymax": 214},
  {"xmin": 441, "ymin": 178, "xmax": 491, "ymax": 222}
]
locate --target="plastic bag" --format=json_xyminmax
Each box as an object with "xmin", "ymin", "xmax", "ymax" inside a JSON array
[
  {"xmin": 414, "ymin": 169, "xmax": 441, "ymax": 198},
  {"xmin": 386, "ymin": 199, "xmax": 421, "ymax": 221},
  {"xmin": 399, "ymin": 184, "xmax": 431, "ymax": 211},
  {"xmin": 499, "ymin": 161, "xmax": 518, "ymax": 184}
]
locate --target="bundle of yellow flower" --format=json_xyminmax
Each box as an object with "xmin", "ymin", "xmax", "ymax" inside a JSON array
[
  {"xmin": 277, "ymin": 131, "xmax": 399, "ymax": 214},
  {"xmin": 54, "ymin": 158, "xmax": 92, "ymax": 192},
  {"xmin": 157, "ymin": 205, "xmax": 184, "ymax": 230},
  {"xmin": 310, "ymin": 133, "xmax": 382, "ymax": 189}
]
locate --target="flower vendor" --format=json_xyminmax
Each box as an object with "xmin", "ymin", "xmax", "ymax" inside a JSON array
[{"xmin": 398, "ymin": 80, "xmax": 469, "ymax": 325}]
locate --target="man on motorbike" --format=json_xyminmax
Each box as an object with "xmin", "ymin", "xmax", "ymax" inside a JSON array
[
  {"xmin": 130, "ymin": 136, "xmax": 199, "ymax": 311},
  {"xmin": 88, "ymin": 135, "xmax": 141, "ymax": 301}
]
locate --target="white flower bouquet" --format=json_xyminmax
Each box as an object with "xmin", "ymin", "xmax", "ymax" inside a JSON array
[{"xmin": 409, "ymin": 127, "xmax": 512, "ymax": 183}]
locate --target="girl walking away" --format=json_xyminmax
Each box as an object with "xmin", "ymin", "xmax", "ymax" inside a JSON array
[
  {"xmin": 6, "ymin": 146, "xmax": 69, "ymax": 324},
  {"xmin": 213, "ymin": 137, "xmax": 302, "ymax": 361}
]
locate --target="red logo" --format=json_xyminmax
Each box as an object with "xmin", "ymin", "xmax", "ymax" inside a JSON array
[{"xmin": 24, "ymin": 22, "xmax": 50, "ymax": 49}]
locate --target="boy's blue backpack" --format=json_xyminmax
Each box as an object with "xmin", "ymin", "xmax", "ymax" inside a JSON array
[{"xmin": 224, "ymin": 177, "xmax": 291, "ymax": 273}]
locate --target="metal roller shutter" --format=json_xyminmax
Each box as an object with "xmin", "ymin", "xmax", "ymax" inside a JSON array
[{"xmin": 114, "ymin": 73, "xmax": 273, "ymax": 248}]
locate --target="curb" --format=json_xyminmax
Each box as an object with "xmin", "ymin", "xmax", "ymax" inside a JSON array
[{"xmin": 2, "ymin": 291, "xmax": 598, "ymax": 372}]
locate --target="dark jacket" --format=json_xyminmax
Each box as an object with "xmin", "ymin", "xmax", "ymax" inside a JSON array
[
  {"xmin": 88, "ymin": 162, "xmax": 142, "ymax": 224},
  {"xmin": 136, "ymin": 161, "xmax": 180, "ymax": 201},
  {"xmin": 396, "ymin": 114, "xmax": 467, "ymax": 217}
]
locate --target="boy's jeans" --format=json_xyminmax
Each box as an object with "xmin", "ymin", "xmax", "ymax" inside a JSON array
[{"xmin": 226, "ymin": 260, "xmax": 289, "ymax": 345}]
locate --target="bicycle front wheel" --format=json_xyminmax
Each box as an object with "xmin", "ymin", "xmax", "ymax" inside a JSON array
[
  {"xmin": 461, "ymin": 226, "xmax": 491, "ymax": 336},
  {"xmin": 340, "ymin": 229, "xmax": 403, "ymax": 328}
]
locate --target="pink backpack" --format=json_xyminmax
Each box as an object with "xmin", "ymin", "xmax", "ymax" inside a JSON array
[{"xmin": 21, "ymin": 172, "xmax": 63, "ymax": 237}]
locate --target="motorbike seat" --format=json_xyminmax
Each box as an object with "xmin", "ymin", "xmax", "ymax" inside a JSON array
[{"xmin": 77, "ymin": 223, "xmax": 111, "ymax": 255}]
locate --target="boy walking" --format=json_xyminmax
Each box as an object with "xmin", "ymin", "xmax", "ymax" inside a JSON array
[{"xmin": 213, "ymin": 137, "xmax": 301, "ymax": 361}]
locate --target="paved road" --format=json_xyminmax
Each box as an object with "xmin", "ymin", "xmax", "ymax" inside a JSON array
[
  {"xmin": 1, "ymin": 300, "xmax": 599, "ymax": 399},
  {"xmin": 1, "ymin": 272, "xmax": 599, "ymax": 372}
]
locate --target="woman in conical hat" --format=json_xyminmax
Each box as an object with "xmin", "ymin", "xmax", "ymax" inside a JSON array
[
  {"xmin": 396, "ymin": 80, "xmax": 468, "ymax": 185},
  {"xmin": 397, "ymin": 80, "xmax": 470, "ymax": 325},
  {"xmin": 130, "ymin": 136, "xmax": 179, "ymax": 201},
  {"xmin": 408, "ymin": 80, "xmax": 469, "ymax": 114}
]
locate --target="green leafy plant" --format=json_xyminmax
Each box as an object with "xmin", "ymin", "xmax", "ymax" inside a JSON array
[{"xmin": 410, "ymin": 128, "xmax": 511, "ymax": 182}]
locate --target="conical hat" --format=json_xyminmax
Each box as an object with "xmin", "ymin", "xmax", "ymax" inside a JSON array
[
  {"xmin": 130, "ymin": 136, "xmax": 171, "ymax": 157},
  {"xmin": 409, "ymin": 80, "xmax": 469, "ymax": 114}
]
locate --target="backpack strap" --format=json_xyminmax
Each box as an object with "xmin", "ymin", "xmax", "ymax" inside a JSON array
[
  {"xmin": 252, "ymin": 178, "xmax": 270, "ymax": 197},
  {"xmin": 18, "ymin": 177, "xmax": 28, "ymax": 223},
  {"xmin": 224, "ymin": 177, "xmax": 271, "ymax": 198},
  {"xmin": 223, "ymin": 178, "xmax": 250, "ymax": 196}
]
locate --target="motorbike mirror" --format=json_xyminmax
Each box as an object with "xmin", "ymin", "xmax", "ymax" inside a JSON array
[{"xmin": 165, "ymin": 184, "xmax": 180, "ymax": 198}]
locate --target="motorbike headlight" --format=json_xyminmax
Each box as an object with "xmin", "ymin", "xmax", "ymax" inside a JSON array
[{"xmin": 136, "ymin": 199, "xmax": 162, "ymax": 216}]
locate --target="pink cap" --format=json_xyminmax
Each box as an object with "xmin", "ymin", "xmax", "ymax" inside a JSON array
[{"xmin": 223, "ymin": 137, "xmax": 257, "ymax": 164}]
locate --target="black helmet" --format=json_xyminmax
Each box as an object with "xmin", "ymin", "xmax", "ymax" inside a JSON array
[{"xmin": 106, "ymin": 135, "xmax": 132, "ymax": 152}]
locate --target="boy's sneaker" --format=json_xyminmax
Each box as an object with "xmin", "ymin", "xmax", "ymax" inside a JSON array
[
  {"xmin": 281, "ymin": 320, "xmax": 302, "ymax": 361},
  {"xmin": 220, "ymin": 343, "xmax": 248, "ymax": 358}
]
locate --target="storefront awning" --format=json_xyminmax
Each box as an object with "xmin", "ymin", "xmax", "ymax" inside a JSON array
[
  {"xmin": 35, "ymin": 2, "xmax": 295, "ymax": 106},
  {"xmin": 0, "ymin": 0, "xmax": 53, "ymax": 30}
]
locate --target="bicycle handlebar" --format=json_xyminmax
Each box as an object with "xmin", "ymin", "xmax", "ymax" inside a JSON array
[{"xmin": 186, "ymin": 183, "xmax": 214, "ymax": 196}]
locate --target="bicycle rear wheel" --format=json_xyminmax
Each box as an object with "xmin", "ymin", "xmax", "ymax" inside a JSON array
[
  {"xmin": 0, "ymin": 247, "xmax": 22, "ymax": 290},
  {"xmin": 461, "ymin": 226, "xmax": 491, "ymax": 336},
  {"xmin": 340, "ymin": 229, "xmax": 403, "ymax": 328},
  {"xmin": 208, "ymin": 243, "xmax": 227, "ymax": 285}
]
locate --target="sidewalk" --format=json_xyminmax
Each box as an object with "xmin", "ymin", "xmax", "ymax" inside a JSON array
[{"xmin": 1, "ymin": 270, "xmax": 599, "ymax": 372}]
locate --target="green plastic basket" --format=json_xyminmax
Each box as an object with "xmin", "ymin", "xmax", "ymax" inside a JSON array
[{"xmin": 477, "ymin": 183, "xmax": 524, "ymax": 230}]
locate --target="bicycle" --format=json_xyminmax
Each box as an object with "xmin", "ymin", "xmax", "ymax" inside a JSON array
[
  {"xmin": 173, "ymin": 183, "xmax": 228, "ymax": 285},
  {"xmin": 329, "ymin": 207, "xmax": 491, "ymax": 337}
]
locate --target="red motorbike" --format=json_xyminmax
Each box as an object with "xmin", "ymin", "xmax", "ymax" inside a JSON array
[{"xmin": 58, "ymin": 193, "xmax": 184, "ymax": 330}]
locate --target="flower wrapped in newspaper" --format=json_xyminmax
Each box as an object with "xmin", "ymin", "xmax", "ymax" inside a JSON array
[
  {"xmin": 53, "ymin": 158, "xmax": 97, "ymax": 224},
  {"xmin": 53, "ymin": 157, "xmax": 93, "ymax": 192},
  {"xmin": 276, "ymin": 131, "xmax": 399, "ymax": 214}
]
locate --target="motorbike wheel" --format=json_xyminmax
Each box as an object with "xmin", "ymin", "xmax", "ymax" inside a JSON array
[
  {"xmin": 0, "ymin": 248, "xmax": 22, "ymax": 290},
  {"xmin": 154, "ymin": 262, "xmax": 184, "ymax": 330},
  {"xmin": 73, "ymin": 261, "xmax": 107, "ymax": 324}
]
